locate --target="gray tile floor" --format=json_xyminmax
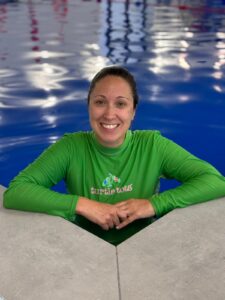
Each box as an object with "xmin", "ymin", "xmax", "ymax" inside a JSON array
[{"xmin": 1, "ymin": 185, "xmax": 225, "ymax": 300}]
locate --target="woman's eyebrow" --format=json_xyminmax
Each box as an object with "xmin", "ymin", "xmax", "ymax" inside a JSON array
[
  {"xmin": 116, "ymin": 96, "xmax": 131, "ymax": 100},
  {"xmin": 92, "ymin": 95, "xmax": 106, "ymax": 98}
]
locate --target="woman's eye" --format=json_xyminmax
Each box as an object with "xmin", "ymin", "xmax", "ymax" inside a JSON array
[
  {"xmin": 95, "ymin": 100, "xmax": 105, "ymax": 105},
  {"xmin": 117, "ymin": 102, "xmax": 126, "ymax": 108}
]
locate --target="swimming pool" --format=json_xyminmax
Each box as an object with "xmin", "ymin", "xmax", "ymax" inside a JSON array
[{"xmin": 1, "ymin": 0, "xmax": 225, "ymax": 192}]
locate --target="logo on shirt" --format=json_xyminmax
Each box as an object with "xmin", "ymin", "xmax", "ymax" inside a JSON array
[
  {"xmin": 102, "ymin": 173, "xmax": 121, "ymax": 188},
  {"xmin": 90, "ymin": 172, "xmax": 133, "ymax": 196}
]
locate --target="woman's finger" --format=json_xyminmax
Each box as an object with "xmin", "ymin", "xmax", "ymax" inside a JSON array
[
  {"xmin": 116, "ymin": 214, "xmax": 135, "ymax": 230},
  {"xmin": 112, "ymin": 213, "xmax": 121, "ymax": 227},
  {"xmin": 115, "ymin": 201, "xmax": 128, "ymax": 208},
  {"xmin": 116, "ymin": 208, "xmax": 130, "ymax": 221}
]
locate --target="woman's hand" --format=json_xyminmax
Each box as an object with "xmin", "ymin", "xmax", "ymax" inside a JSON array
[
  {"xmin": 115, "ymin": 199, "xmax": 155, "ymax": 230},
  {"xmin": 76, "ymin": 197, "xmax": 120, "ymax": 230}
]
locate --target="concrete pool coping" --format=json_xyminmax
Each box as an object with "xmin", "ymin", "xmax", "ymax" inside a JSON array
[{"xmin": 0, "ymin": 184, "xmax": 225, "ymax": 300}]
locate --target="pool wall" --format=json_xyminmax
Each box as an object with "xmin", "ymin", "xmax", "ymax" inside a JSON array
[{"xmin": 1, "ymin": 184, "xmax": 225, "ymax": 300}]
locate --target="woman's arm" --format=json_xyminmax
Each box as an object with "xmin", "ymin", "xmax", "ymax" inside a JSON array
[
  {"xmin": 150, "ymin": 133, "xmax": 225, "ymax": 217},
  {"xmin": 114, "ymin": 133, "xmax": 225, "ymax": 229},
  {"xmin": 4, "ymin": 134, "xmax": 122, "ymax": 228},
  {"xmin": 3, "ymin": 135, "xmax": 78, "ymax": 221}
]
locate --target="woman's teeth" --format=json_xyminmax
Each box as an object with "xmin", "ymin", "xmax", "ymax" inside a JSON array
[{"xmin": 102, "ymin": 124, "xmax": 118, "ymax": 129}]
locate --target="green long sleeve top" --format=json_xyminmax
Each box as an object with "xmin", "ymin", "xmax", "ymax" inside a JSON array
[{"xmin": 3, "ymin": 130, "xmax": 225, "ymax": 245}]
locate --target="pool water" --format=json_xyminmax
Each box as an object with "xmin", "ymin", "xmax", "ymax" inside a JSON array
[{"xmin": 0, "ymin": 0, "xmax": 225, "ymax": 192}]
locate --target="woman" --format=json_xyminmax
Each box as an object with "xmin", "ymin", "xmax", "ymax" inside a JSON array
[{"xmin": 3, "ymin": 66, "xmax": 225, "ymax": 245}]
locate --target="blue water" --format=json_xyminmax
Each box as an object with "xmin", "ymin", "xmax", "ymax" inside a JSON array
[{"xmin": 0, "ymin": 0, "xmax": 225, "ymax": 192}]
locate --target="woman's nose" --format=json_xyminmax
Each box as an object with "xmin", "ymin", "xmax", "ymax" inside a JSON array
[{"xmin": 103, "ymin": 104, "xmax": 115, "ymax": 119}]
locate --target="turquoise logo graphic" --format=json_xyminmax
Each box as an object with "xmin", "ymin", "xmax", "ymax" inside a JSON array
[{"xmin": 102, "ymin": 173, "xmax": 121, "ymax": 188}]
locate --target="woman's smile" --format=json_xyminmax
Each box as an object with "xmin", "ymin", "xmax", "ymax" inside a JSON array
[{"xmin": 101, "ymin": 123, "xmax": 119, "ymax": 129}]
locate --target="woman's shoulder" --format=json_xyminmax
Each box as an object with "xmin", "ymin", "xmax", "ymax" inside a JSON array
[
  {"xmin": 131, "ymin": 130, "xmax": 176, "ymax": 149},
  {"xmin": 53, "ymin": 131, "xmax": 92, "ymax": 150},
  {"xmin": 131, "ymin": 129, "xmax": 161, "ymax": 140},
  {"xmin": 129, "ymin": 130, "xmax": 163, "ymax": 149}
]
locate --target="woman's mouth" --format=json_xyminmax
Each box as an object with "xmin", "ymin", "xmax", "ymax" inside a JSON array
[{"xmin": 101, "ymin": 123, "xmax": 119, "ymax": 129}]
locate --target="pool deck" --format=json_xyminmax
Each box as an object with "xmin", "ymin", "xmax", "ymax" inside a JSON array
[{"xmin": 0, "ymin": 185, "xmax": 225, "ymax": 300}]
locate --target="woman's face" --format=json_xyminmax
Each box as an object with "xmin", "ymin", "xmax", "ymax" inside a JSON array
[{"xmin": 89, "ymin": 75, "xmax": 136, "ymax": 148}]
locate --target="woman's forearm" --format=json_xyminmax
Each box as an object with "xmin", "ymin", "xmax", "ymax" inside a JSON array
[
  {"xmin": 151, "ymin": 173, "xmax": 225, "ymax": 217},
  {"xmin": 4, "ymin": 179, "xmax": 78, "ymax": 221}
]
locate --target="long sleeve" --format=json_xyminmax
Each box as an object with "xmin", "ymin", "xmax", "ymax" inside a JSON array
[
  {"xmin": 150, "ymin": 133, "xmax": 225, "ymax": 217},
  {"xmin": 3, "ymin": 135, "xmax": 78, "ymax": 221}
]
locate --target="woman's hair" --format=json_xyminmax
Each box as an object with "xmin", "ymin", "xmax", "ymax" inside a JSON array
[{"xmin": 87, "ymin": 65, "xmax": 139, "ymax": 108}]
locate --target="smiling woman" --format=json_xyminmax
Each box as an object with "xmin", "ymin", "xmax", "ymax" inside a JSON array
[
  {"xmin": 88, "ymin": 75, "xmax": 135, "ymax": 148},
  {"xmin": 3, "ymin": 66, "xmax": 225, "ymax": 246}
]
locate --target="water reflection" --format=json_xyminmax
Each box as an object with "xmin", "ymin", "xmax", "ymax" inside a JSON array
[
  {"xmin": 0, "ymin": 0, "xmax": 225, "ymax": 98},
  {"xmin": 27, "ymin": 0, "xmax": 69, "ymax": 62},
  {"xmin": 24, "ymin": 63, "xmax": 68, "ymax": 91},
  {"xmin": 100, "ymin": 0, "xmax": 147, "ymax": 64},
  {"xmin": 42, "ymin": 114, "xmax": 57, "ymax": 128},
  {"xmin": 0, "ymin": 0, "xmax": 10, "ymax": 69},
  {"xmin": 1, "ymin": 0, "xmax": 224, "ymax": 104}
]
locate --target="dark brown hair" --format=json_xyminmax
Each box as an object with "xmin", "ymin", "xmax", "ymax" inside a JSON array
[{"xmin": 87, "ymin": 65, "xmax": 139, "ymax": 108}]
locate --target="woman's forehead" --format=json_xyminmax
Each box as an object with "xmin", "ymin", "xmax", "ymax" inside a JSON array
[{"xmin": 93, "ymin": 76, "xmax": 132, "ymax": 91}]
